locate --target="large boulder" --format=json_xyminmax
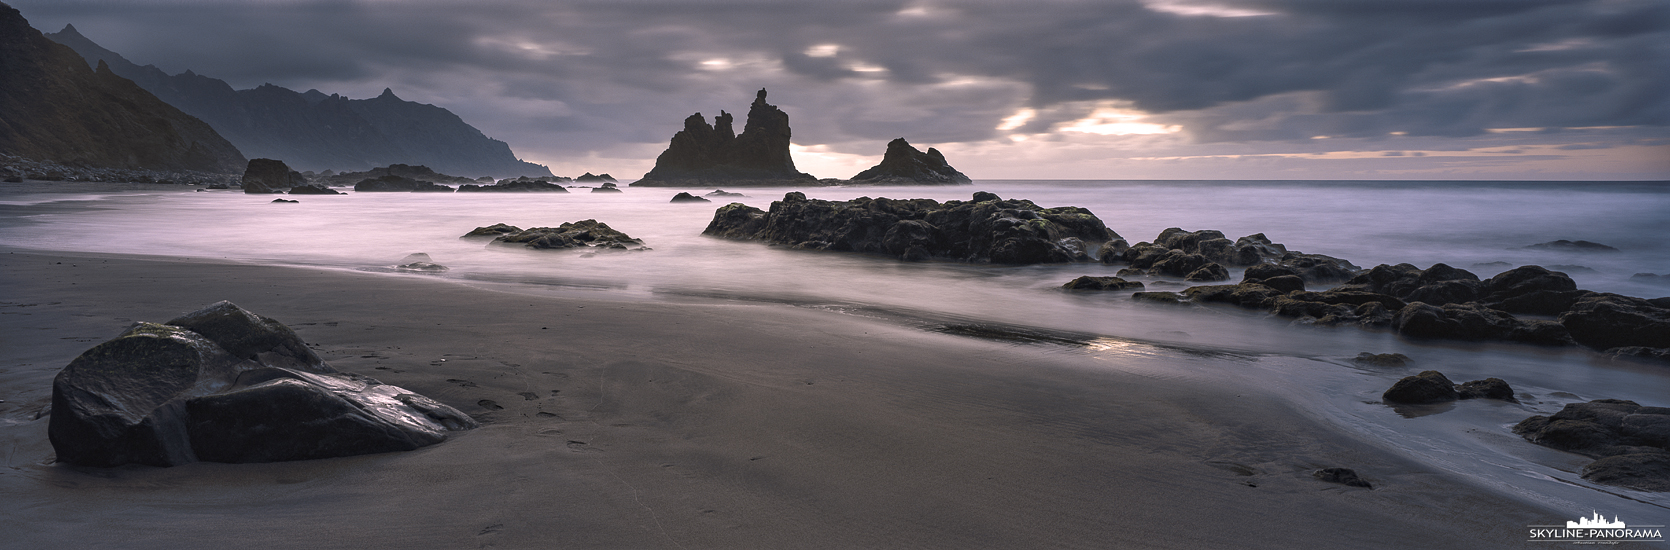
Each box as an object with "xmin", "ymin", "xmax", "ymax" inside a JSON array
[
  {"xmin": 242, "ymin": 158, "xmax": 305, "ymax": 194},
  {"xmin": 1559, "ymin": 294, "xmax": 1670, "ymax": 353},
  {"xmin": 671, "ymin": 192, "xmax": 711, "ymax": 203},
  {"xmin": 1337, "ymin": 263, "xmax": 1481, "ymax": 305},
  {"xmin": 849, "ymin": 138, "xmax": 972, "ymax": 185},
  {"xmin": 1062, "ymin": 276, "xmax": 1145, "ymax": 291},
  {"xmin": 702, "ymin": 192, "xmax": 1117, "ymax": 264},
  {"xmin": 1514, "ymin": 399, "xmax": 1670, "ymax": 491},
  {"xmin": 632, "ymin": 89, "xmax": 819, "ymax": 187},
  {"xmin": 48, "ymin": 301, "xmax": 475, "ymax": 467},
  {"xmin": 1382, "ymin": 370, "xmax": 1516, "ymax": 404},
  {"xmin": 1392, "ymin": 301, "xmax": 1572, "ymax": 345}
]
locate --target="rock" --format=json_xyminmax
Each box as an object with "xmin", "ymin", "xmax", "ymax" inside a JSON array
[
  {"xmin": 1456, "ymin": 378, "xmax": 1516, "ymax": 402},
  {"xmin": 1477, "ymin": 265, "xmax": 1586, "ymax": 314},
  {"xmin": 574, "ymin": 172, "xmax": 616, "ymax": 183},
  {"xmin": 706, "ymin": 189, "xmax": 746, "ymax": 197},
  {"xmin": 1337, "ymin": 263, "xmax": 1480, "ymax": 305},
  {"xmin": 1382, "ymin": 371, "xmax": 1459, "ymax": 404},
  {"xmin": 1547, "ymin": 264, "xmax": 1598, "ymax": 274},
  {"xmin": 491, "ymin": 220, "xmax": 645, "ymax": 250},
  {"xmin": 1259, "ymin": 275, "xmax": 1307, "ymax": 293},
  {"xmin": 461, "ymin": 223, "xmax": 522, "ymax": 238},
  {"xmin": 849, "ymin": 138, "xmax": 972, "ymax": 185},
  {"xmin": 271, "ymin": 198, "xmax": 297, "ymax": 203},
  {"xmin": 1353, "ymin": 352, "xmax": 1409, "ymax": 367},
  {"xmin": 1520, "ymin": 240, "xmax": 1619, "ymax": 252},
  {"xmin": 632, "ymin": 89, "xmax": 819, "ymax": 187},
  {"xmin": 394, "ymin": 252, "xmax": 447, "ymax": 272},
  {"xmin": 1132, "ymin": 291, "xmax": 1188, "ymax": 304},
  {"xmin": 1515, "ymin": 399, "xmax": 1670, "ymax": 490},
  {"xmin": 1472, "ymin": 261, "xmax": 1512, "ymax": 271},
  {"xmin": 1184, "ymin": 263, "xmax": 1229, "ymax": 282},
  {"xmin": 1182, "ymin": 283, "xmax": 1287, "ymax": 310},
  {"xmin": 1631, "ymin": 273, "xmax": 1670, "ymax": 285},
  {"xmin": 1274, "ymin": 252, "xmax": 1361, "ymax": 284},
  {"xmin": 355, "ymin": 175, "xmax": 453, "ymax": 192},
  {"xmin": 287, "ymin": 183, "xmax": 341, "ymax": 195},
  {"xmin": 1242, "ymin": 263, "xmax": 1301, "ymax": 284},
  {"xmin": 242, "ymin": 158, "xmax": 305, "ymax": 194},
  {"xmin": 671, "ymin": 192, "xmax": 711, "ymax": 203},
  {"xmin": 456, "ymin": 179, "xmax": 566, "ymax": 192},
  {"xmin": 1606, "ymin": 347, "xmax": 1670, "ymax": 362},
  {"xmin": 47, "ymin": 301, "xmax": 475, "ymax": 467},
  {"xmin": 1581, "ymin": 454, "xmax": 1670, "ymax": 492},
  {"xmin": 1393, "ymin": 302, "xmax": 1572, "ymax": 345},
  {"xmin": 701, "ymin": 192, "xmax": 1118, "ymax": 265},
  {"xmin": 591, "ymin": 182, "xmax": 623, "ymax": 193},
  {"xmin": 1312, "ymin": 468, "xmax": 1372, "ymax": 488},
  {"xmin": 1559, "ymin": 294, "xmax": 1670, "ymax": 352},
  {"xmin": 1062, "ymin": 276, "xmax": 1145, "ymax": 291}
]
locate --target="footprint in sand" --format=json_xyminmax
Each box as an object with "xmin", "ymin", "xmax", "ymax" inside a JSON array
[
  {"xmin": 517, "ymin": 392, "xmax": 539, "ymax": 400},
  {"xmin": 477, "ymin": 399, "xmax": 504, "ymax": 410}
]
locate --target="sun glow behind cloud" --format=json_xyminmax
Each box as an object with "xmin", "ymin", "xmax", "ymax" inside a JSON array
[{"xmin": 1058, "ymin": 103, "xmax": 1180, "ymax": 135}]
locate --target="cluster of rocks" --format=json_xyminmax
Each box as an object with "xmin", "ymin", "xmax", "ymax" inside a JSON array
[
  {"xmin": 1104, "ymin": 229, "xmax": 1359, "ymax": 284},
  {"xmin": 1131, "ymin": 257, "xmax": 1668, "ymax": 358},
  {"xmin": 1381, "ymin": 370, "xmax": 1516, "ymax": 404},
  {"xmin": 325, "ymin": 163, "xmax": 478, "ymax": 186},
  {"xmin": 48, "ymin": 301, "xmax": 476, "ymax": 467},
  {"xmin": 463, "ymin": 220, "xmax": 647, "ymax": 251},
  {"xmin": 1514, "ymin": 400, "xmax": 1670, "ymax": 491},
  {"xmin": 354, "ymin": 174, "xmax": 451, "ymax": 192},
  {"xmin": 458, "ymin": 179, "xmax": 567, "ymax": 192},
  {"xmin": 1, "ymin": 153, "xmax": 238, "ymax": 186},
  {"xmin": 703, "ymin": 191, "xmax": 1117, "ymax": 264}
]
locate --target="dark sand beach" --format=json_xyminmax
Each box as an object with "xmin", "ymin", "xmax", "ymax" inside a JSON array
[{"xmin": 0, "ymin": 245, "xmax": 1554, "ymax": 548}]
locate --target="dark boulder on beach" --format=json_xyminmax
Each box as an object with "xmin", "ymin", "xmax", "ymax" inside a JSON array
[
  {"xmin": 1062, "ymin": 276, "xmax": 1145, "ymax": 291},
  {"xmin": 287, "ymin": 183, "xmax": 340, "ymax": 195},
  {"xmin": 1383, "ymin": 370, "xmax": 1516, "ymax": 404},
  {"xmin": 671, "ymin": 192, "xmax": 711, "ymax": 203},
  {"xmin": 461, "ymin": 223, "xmax": 521, "ymax": 238},
  {"xmin": 456, "ymin": 179, "xmax": 566, "ymax": 192},
  {"xmin": 1520, "ymin": 240, "xmax": 1619, "ymax": 252},
  {"xmin": 47, "ymin": 301, "xmax": 476, "ymax": 467},
  {"xmin": 1132, "ymin": 291, "xmax": 1188, "ymax": 304},
  {"xmin": 1514, "ymin": 399, "xmax": 1670, "ymax": 491},
  {"xmin": 633, "ymin": 89, "xmax": 819, "ymax": 187},
  {"xmin": 1353, "ymin": 352, "xmax": 1410, "ymax": 367},
  {"xmin": 242, "ymin": 158, "xmax": 305, "ymax": 194},
  {"xmin": 702, "ymin": 191, "xmax": 1117, "ymax": 264},
  {"xmin": 394, "ymin": 252, "xmax": 447, "ymax": 272},
  {"xmin": 1274, "ymin": 252, "xmax": 1361, "ymax": 284},
  {"xmin": 1335, "ymin": 263, "xmax": 1482, "ymax": 306},
  {"xmin": 849, "ymin": 138, "xmax": 972, "ymax": 185},
  {"xmin": 491, "ymin": 219, "xmax": 645, "ymax": 250}
]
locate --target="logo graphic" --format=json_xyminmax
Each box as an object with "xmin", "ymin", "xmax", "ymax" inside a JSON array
[
  {"xmin": 1529, "ymin": 511, "xmax": 1664, "ymax": 544},
  {"xmin": 1569, "ymin": 511, "xmax": 1626, "ymax": 529}
]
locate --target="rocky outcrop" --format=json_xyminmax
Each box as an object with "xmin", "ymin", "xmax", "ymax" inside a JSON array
[
  {"xmin": 670, "ymin": 192, "xmax": 711, "ymax": 203},
  {"xmin": 241, "ymin": 158, "xmax": 305, "ymax": 194},
  {"xmin": 287, "ymin": 183, "xmax": 341, "ymax": 195},
  {"xmin": 1514, "ymin": 399, "xmax": 1670, "ymax": 491},
  {"xmin": 703, "ymin": 191, "xmax": 1117, "ymax": 264},
  {"xmin": 591, "ymin": 182, "xmax": 622, "ymax": 193},
  {"xmin": 484, "ymin": 220, "xmax": 646, "ymax": 250},
  {"xmin": 1102, "ymin": 228, "xmax": 1357, "ymax": 284},
  {"xmin": 1061, "ymin": 276, "xmax": 1145, "ymax": 291},
  {"xmin": 456, "ymin": 179, "xmax": 567, "ymax": 192},
  {"xmin": 354, "ymin": 175, "xmax": 453, "ymax": 192},
  {"xmin": 1392, "ymin": 302, "xmax": 1572, "ymax": 345},
  {"xmin": 46, "ymin": 25, "xmax": 549, "ymax": 178},
  {"xmin": 47, "ymin": 301, "xmax": 475, "ymax": 467},
  {"xmin": 1559, "ymin": 294, "xmax": 1670, "ymax": 352},
  {"xmin": 326, "ymin": 164, "xmax": 477, "ymax": 186},
  {"xmin": 631, "ymin": 89, "xmax": 818, "ymax": 187},
  {"xmin": 1519, "ymin": 240, "xmax": 1619, "ymax": 252},
  {"xmin": 849, "ymin": 138, "xmax": 972, "ymax": 185},
  {"xmin": 1, "ymin": 7, "xmax": 245, "ymax": 173},
  {"xmin": 461, "ymin": 223, "xmax": 521, "ymax": 238},
  {"xmin": 575, "ymin": 172, "xmax": 615, "ymax": 183},
  {"xmin": 1382, "ymin": 370, "xmax": 1516, "ymax": 404}
]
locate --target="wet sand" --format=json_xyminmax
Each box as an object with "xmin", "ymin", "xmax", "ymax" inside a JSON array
[{"xmin": 0, "ymin": 247, "xmax": 1554, "ymax": 548}]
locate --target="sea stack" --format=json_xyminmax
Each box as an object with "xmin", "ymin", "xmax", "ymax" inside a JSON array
[
  {"xmin": 631, "ymin": 89, "xmax": 818, "ymax": 187},
  {"xmin": 850, "ymin": 138, "xmax": 972, "ymax": 185},
  {"xmin": 241, "ymin": 158, "xmax": 305, "ymax": 194}
]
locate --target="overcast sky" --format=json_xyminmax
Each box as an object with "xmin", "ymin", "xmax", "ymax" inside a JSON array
[{"xmin": 13, "ymin": 0, "xmax": 1669, "ymax": 180}]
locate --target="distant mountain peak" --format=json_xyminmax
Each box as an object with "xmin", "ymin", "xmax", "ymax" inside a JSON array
[
  {"xmin": 58, "ymin": 23, "xmax": 79, "ymax": 35},
  {"xmin": 378, "ymin": 88, "xmax": 399, "ymax": 100}
]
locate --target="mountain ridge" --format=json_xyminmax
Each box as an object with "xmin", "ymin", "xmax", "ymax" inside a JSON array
[{"xmin": 45, "ymin": 24, "xmax": 551, "ymax": 178}]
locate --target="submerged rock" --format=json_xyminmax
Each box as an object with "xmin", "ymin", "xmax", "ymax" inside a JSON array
[
  {"xmin": 706, "ymin": 189, "xmax": 746, "ymax": 197},
  {"xmin": 849, "ymin": 138, "xmax": 972, "ymax": 185},
  {"xmin": 394, "ymin": 252, "xmax": 448, "ymax": 272},
  {"xmin": 1520, "ymin": 240, "xmax": 1619, "ymax": 252},
  {"xmin": 591, "ymin": 182, "xmax": 623, "ymax": 193},
  {"xmin": 1514, "ymin": 399, "xmax": 1670, "ymax": 491},
  {"xmin": 271, "ymin": 198, "xmax": 297, "ymax": 203},
  {"xmin": 702, "ymin": 191, "xmax": 1117, "ymax": 264},
  {"xmin": 1061, "ymin": 276, "xmax": 1145, "ymax": 291},
  {"xmin": 1353, "ymin": 352, "xmax": 1410, "ymax": 367},
  {"xmin": 574, "ymin": 172, "xmax": 616, "ymax": 183},
  {"xmin": 490, "ymin": 219, "xmax": 645, "ymax": 250},
  {"xmin": 1558, "ymin": 294, "xmax": 1670, "ymax": 352},
  {"xmin": 47, "ymin": 301, "xmax": 475, "ymax": 467},
  {"xmin": 287, "ymin": 183, "xmax": 341, "ymax": 195}
]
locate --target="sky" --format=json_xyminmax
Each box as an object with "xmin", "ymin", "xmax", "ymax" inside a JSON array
[{"xmin": 12, "ymin": 0, "xmax": 1669, "ymax": 180}]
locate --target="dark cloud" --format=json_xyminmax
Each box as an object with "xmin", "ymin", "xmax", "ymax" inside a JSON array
[{"xmin": 8, "ymin": 0, "xmax": 1665, "ymax": 176}]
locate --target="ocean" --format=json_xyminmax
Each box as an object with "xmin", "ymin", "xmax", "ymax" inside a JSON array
[{"xmin": 3, "ymin": 179, "xmax": 1668, "ymax": 520}]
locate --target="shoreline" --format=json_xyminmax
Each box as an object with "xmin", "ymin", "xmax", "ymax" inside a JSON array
[{"xmin": 0, "ymin": 247, "xmax": 1561, "ymax": 548}]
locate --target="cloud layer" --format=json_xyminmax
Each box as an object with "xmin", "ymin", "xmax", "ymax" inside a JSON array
[{"xmin": 12, "ymin": 0, "xmax": 1668, "ymax": 179}]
